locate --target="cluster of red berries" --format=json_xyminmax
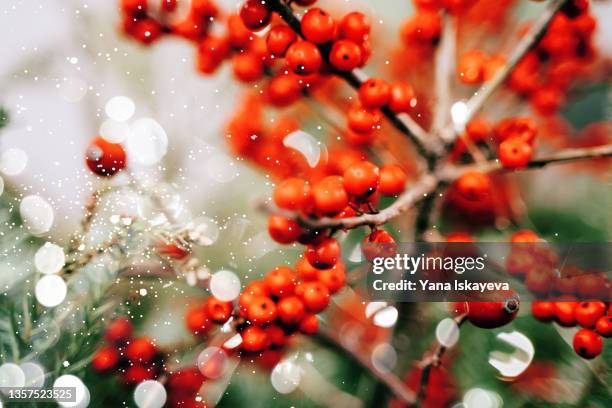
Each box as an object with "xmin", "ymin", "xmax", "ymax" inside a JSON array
[
  {"xmin": 506, "ymin": 232, "xmax": 610, "ymax": 299},
  {"xmin": 532, "ymin": 300, "xmax": 611, "ymax": 359},
  {"xmin": 91, "ymin": 317, "xmax": 165, "ymax": 385},
  {"xmin": 391, "ymin": 364, "xmax": 457, "ymax": 408},
  {"xmin": 400, "ymin": 0, "xmax": 476, "ymax": 52},
  {"xmin": 241, "ymin": 2, "xmax": 372, "ymax": 75},
  {"xmin": 510, "ymin": 0, "xmax": 596, "ymax": 114},
  {"xmin": 85, "ymin": 136, "xmax": 127, "ymax": 177},
  {"xmin": 451, "ymin": 117, "xmax": 537, "ymax": 169},
  {"xmin": 457, "ymin": 50, "xmax": 506, "ymax": 85},
  {"xmin": 165, "ymin": 367, "xmax": 207, "ymax": 408},
  {"xmin": 268, "ymin": 160, "xmax": 406, "ymax": 246}
]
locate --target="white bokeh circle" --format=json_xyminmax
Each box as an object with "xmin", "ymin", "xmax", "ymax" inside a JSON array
[
  {"xmin": 133, "ymin": 380, "xmax": 167, "ymax": 408},
  {"xmin": 209, "ymin": 270, "xmax": 241, "ymax": 302},
  {"xmin": 34, "ymin": 242, "xmax": 65, "ymax": 274},
  {"xmin": 105, "ymin": 96, "xmax": 135, "ymax": 122},
  {"xmin": 35, "ymin": 275, "xmax": 67, "ymax": 307}
]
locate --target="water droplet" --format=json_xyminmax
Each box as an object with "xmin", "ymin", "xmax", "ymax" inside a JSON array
[
  {"xmin": 283, "ymin": 130, "xmax": 321, "ymax": 168},
  {"xmin": 127, "ymin": 118, "xmax": 168, "ymax": 166},
  {"xmin": 20, "ymin": 195, "xmax": 54, "ymax": 235},
  {"xmin": 270, "ymin": 360, "xmax": 302, "ymax": 394},
  {"xmin": 35, "ymin": 275, "xmax": 67, "ymax": 307},
  {"xmin": 373, "ymin": 306, "xmax": 398, "ymax": 328},
  {"xmin": 436, "ymin": 318, "xmax": 460, "ymax": 348},
  {"xmin": 34, "ymin": 242, "xmax": 65, "ymax": 274},
  {"xmin": 100, "ymin": 119, "xmax": 130, "ymax": 143},
  {"xmin": 105, "ymin": 96, "xmax": 135, "ymax": 122},
  {"xmin": 0, "ymin": 148, "xmax": 28, "ymax": 176},
  {"xmin": 209, "ymin": 270, "xmax": 241, "ymax": 302},
  {"xmin": 133, "ymin": 380, "xmax": 167, "ymax": 408}
]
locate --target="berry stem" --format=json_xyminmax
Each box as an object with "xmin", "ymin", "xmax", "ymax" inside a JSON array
[
  {"xmin": 437, "ymin": 143, "xmax": 612, "ymax": 181},
  {"xmin": 317, "ymin": 324, "xmax": 417, "ymax": 404},
  {"xmin": 264, "ymin": 0, "xmax": 441, "ymax": 161},
  {"xmin": 456, "ymin": 0, "xmax": 570, "ymax": 133}
]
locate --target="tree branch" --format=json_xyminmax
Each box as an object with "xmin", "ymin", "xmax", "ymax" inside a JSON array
[
  {"xmin": 415, "ymin": 314, "xmax": 467, "ymax": 407},
  {"xmin": 317, "ymin": 325, "xmax": 417, "ymax": 405},
  {"xmin": 259, "ymin": 174, "xmax": 438, "ymax": 229},
  {"xmin": 437, "ymin": 143, "xmax": 612, "ymax": 181},
  {"xmin": 458, "ymin": 0, "xmax": 569, "ymax": 130},
  {"xmin": 264, "ymin": 0, "xmax": 441, "ymax": 161},
  {"xmin": 432, "ymin": 14, "xmax": 456, "ymax": 138}
]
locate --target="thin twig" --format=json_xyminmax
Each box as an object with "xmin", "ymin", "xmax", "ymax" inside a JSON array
[
  {"xmin": 259, "ymin": 174, "xmax": 438, "ymax": 229},
  {"xmin": 317, "ymin": 325, "xmax": 417, "ymax": 405},
  {"xmin": 415, "ymin": 314, "xmax": 467, "ymax": 407},
  {"xmin": 457, "ymin": 0, "xmax": 569, "ymax": 133},
  {"xmin": 432, "ymin": 13, "xmax": 456, "ymax": 139},
  {"xmin": 264, "ymin": 0, "xmax": 441, "ymax": 160},
  {"xmin": 437, "ymin": 143, "xmax": 612, "ymax": 181}
]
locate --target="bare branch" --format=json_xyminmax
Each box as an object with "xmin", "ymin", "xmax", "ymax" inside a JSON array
[
  {"xmin": 437, "ymin": 143, "xmax": 612, "ymax": 181},
  {"xmin": 459, "ymin": 0, "xmax": 569, "ymax": 129},
  {"xmin": 317, "ymin": 325, "xmax": 417, "ymax": 405},
  {"xmin": 259, "ymin": 175, "xmax": 438, "ymax": 229},
  {"xmin": 415, "ymin": 314, "xmax": 467, "ymax": 406},
  {"xmin": 264, "ymin": 0, "xmax": 442, "ymax": 160},
  {"xmin": 433, "ymin": 14, "xmax": 456, "ymax": 138}
]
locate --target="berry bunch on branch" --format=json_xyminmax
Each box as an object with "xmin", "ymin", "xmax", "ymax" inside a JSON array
[{"xmin": 75, "ymin": 0, "xmax": 612, "ymax": 405}]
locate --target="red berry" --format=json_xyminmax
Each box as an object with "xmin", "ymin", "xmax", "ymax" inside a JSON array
[
  {"xmin": 233, "ymin": 52, "xmax": 264, "ymax": 82},
  {"xmin": 121, "ymin": 0, "xmax": 147, "ymax": 15},
  {"xmin": 531, "ymin": 301, "xmax": 555, "ymax": 321},
  {"xmin": 246, "ymin": 296, "xmax": 278, "ymax": 325},
  {"xmin": 457, "ymin": 50, "xmax": 487, "ymax": 84},
  {"xmin": 185, "ymin": 304, "xmax": 211, "ymax": 336},
  {"xmin": 239, "ymin": 281, "xmax": 269, "ymax": 316},
  {"xmin": 343, "ymin": 161, "xmax": 380, "ymax": 196},
  {"xmin": 339, "ymin": 12, "xmax": 370, "ymax": 43},
  {"xmin": 241, "ymin": 326, "xmax": 269, "ymax": 352},
  {"xmin": 511, "ymin": 230, "xmax": 539, "ymax": 243},
  {"xmin": 227, "ymin": 14, "xmax": 253, "ymax": 49},
  {"xmin": 299, "ymin": 314, "xmax": 319, "ymax": 334},
  {"xmin": 296, "ymin": 256, "xmax": 320, "ymax": 281},
  {"xmin": 318, "ymin": 262, "xmax": 346, "ymax": 293},
  {"xmin": 359, "ymin": 78, "xmax": 391, "ymax": 109},
  {"xmin": 347, "ymin": 105, "xmax": 381, "ymax": 134},
  {"xmin": 205, "ymin": 297, "xmax": 233, "ymax": 324},
  {"xmin": 105, "ymin": 317, "xmax": 133, "ymax": 344},
  {"xmin": 266, "ymin": 25, "xmax": 297, "ymax": 57},
  {"xmin": 498, "ymin": 137, "xmax": 533, "ymax": 169},
  {"xmin": 268, "ymin": 215, "xmax": 304, "ymax": 244},
  {"xmin": 264, "ymin": 265, "xmax": 297, "ymax": 297},
  {"xmin": 277, "ymin": 296, "xmax": 306, "ymax": 325},
  {"xmin": 378, "ymin": 164, "xmax": 407, "ymax": 195},
  {"xmin": 305, "ymin": 238, "xmax": 340, "ymax": 269},
  {"xmin": 125, "ymin": 336, "xmax": 157, "ymax": 363},
  {"xmin": 329, "ymin": 40, "xmax": 362, "ymax": 71},
  {"xmin": 455, "ymin": 171, "xmax": 491, "ymax": 201},
  {"xmin": 573, "ymin": 328, "xmax": 602, "ymax": 359},
  {"xmin": 286, "ymin": 41, "xmax": 322, "ymax": 75},
  {"xmin": 273, "ymin": 178, "xmax": 311, "ymax": 211},
  {"xmin": 467, "ymin": 295, "xmax": 520, "ymax": 329},
  {"xmin": 575, "ymin": 301, "xmax": 606, "ymax": 329},
  {"xmin": 299, "ymin": 281, "xmax": 331, "ymax": 313},
  {"xmin": 86, "ymin": 137, "xmax": 126, "ymax": 177},
  {"xmin": 130, "ymin": 19, "xmax": 163, "ymax": 45},
  {"xmin": 553, "ymin": 300, "xmax": 578, "ymax": 326},
  {"xmin": 312, "ymin": 176, "xmax": 349, "ymax": 215},
  {"xmin": 266, "ymin": 73, "xmax": 302, "ymax": 106},
  {"xmin": 266, "ymin": 325, "xmax": 288, "ymax": 348},
  {"xmin": 388, "ymin": 81, "xmax": 416, "ymax": 113},
  {"xmin": 157, "ymin": 242, "xmax": 190, "ymax": 260},
  {"xmin": 301, "ymin": 8, "xmax": 336, "ymax": 44},
  {"xmin": 166, "ymin": 368, "xmax": 205, "ymax": 394},
  {"xmin": 91, "ymin": 346, "xmax": 119, "ymax": 372},
  {"xmin": 240, "ymin": 0, "xmax": 271, "ymax": 30},
  {"xmin": 122, "ymin": 365, "xmax": 156, "ymax": 385},
  {"xmin": 595, "ymin": 316, "xmax": 612, "ymax": 338}
]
